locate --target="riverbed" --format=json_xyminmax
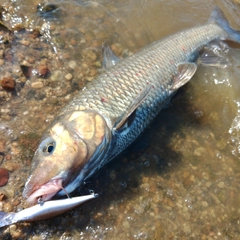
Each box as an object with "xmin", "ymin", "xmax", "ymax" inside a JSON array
[{"xmin": 1, "ymin": 0, "xmax": 240, "ymax": 239}]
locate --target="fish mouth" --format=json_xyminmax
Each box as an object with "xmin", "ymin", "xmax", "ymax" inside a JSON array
[{"xmin": 26, "ymin": 178, "xmax": 63, "ymax": 205}]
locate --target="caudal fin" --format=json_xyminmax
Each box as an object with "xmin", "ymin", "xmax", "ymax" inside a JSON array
[{"xmin": 209, "ymin": 7, "xmax": 240, "ymax": 43}]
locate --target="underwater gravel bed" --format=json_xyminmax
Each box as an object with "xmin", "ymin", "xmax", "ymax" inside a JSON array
[{"xmin": 0, "ymin": 0, "xmax": 240, "ymax": 239}]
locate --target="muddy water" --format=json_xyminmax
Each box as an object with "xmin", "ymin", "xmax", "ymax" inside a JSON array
[{"xmin": 1, "ymin": 0, "xmax": 240, "ymax": 239}]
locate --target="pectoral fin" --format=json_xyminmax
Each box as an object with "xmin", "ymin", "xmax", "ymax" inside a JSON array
[
  {"xmin": 115, "ymin": 84, "xmax": 152, "ymax": 130},
  {"xmin": 171, "ymin": 62, "xmax": 197, "ymax": 90}
]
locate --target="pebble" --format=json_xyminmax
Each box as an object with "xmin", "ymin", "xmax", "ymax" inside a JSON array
[
  {"xmin": 122, "ymin": 220, "xmax": 130, "ymax": 228},
  {"xmin": 0, "ymin": 50, "xmax": 4, "ymax": 58},
  {"xmin": 0, "ymin": 140, "xmax": 6, "ymax": 153},
  {"xmin": 193, "ymin": 147, "xmax": 205, "ymax": 157},
  {"xmin": 82, "ymin": 48, "xmax": 98, "ymax": 61},
  {"xmin": 12, "ymin": 66, "xmax": 22, "ymax": 77},
  {"xmin": 1, "ymin": 77, "xmax": 15, "ymax": 91},
  {"xmin": 0, "ymin": 192, "xmax": 5, "ymax": 201},
  {"xmin": 29, "ymin": 29, "xmax": 41, "ymax": 39},
  {"xmin": 38, "ymin": 64, "xmax": 49, "ymax": 77},
  {"xmin": 12, "ymin": 198, "xmax": 20, "ymax": 206},
  {"xmin": 31, "ymin": 81, "xmax": 44, "ymax": 89},
  {"xmin": 51, "ymin": 70, "xmax": 63, "ymax": 81},
  {"xmin": 0, "ymin": 59, "xmax": 4, "ymax": 66},
  {"xmin": 65, "ymin": 73, "xmax": 73, "ymax": 81},
  {"xmin": 20, "ymin": 65, "xmax": 33, "ymax": 78},
  {"xmin": 201, "ymin": 201, "xmax": 209, "ymax": 207},
  {"xmin": 32, "ymin": 236, "xmax": 43, "ymax": 240},
  {"xmin": 0, "ymin": 155, "xmax": 3, "ymax": 165},
  {"xmin": 68, "ymin": 60, "xmax": 77, "ymax": 69},
  {"xmin": 20, "ymin": 39, "xmax": 30, "ymax": 46},
  {"xmin": 3, "ymin": 161, "xmax": 17, "ymax": 171},
  {"xmin": 0, "ymin": 168, "xmax": 9, "ymax": 186},
  {"xmin": 111, "ymin": 43, "xmax": 124, "ymax": 56},
  {"xmin": 217, "ymin": 182, "xmax": 225, "ymax": 188}
]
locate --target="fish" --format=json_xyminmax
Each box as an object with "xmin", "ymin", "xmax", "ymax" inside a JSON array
[
  {"xmin": 0, "ymin": 194, "xmax": 97, "ymax": 227},
  {"xmin": 22, "ymin": 7, "xmax": 240, "ymax": 206}
]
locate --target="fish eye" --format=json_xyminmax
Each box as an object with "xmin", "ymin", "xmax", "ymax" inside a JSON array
[{"xmin": 42, "ymin": 141, "xmax": 55, "ymax": 155}]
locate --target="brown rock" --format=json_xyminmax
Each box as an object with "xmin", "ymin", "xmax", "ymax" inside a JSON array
[
  {"xmin": 5, "ymin": 154, "xmax": 11, "ymax": 161},
  {"xmin": 20, "ymin": 65, "xmax": 33, "ymax": 78},
  {"xmin": 0, "ymin": 168, "xmax": 9, "ymax": 186},
  {"xmin": 38, "ymin": 64, "xmax": 49, "ymax": 78},
  {"xmin": 12, "ymin": 23, "xmax": 25, "ymax": 32},
  {"xmin": 0, "ymin": 140, "xmax": 5, "ymax": 153},
  {"xmin": 1, "ymin": 77, "xmax": 15, "ymax": 91},
  {"xmin": 0, "ymin": 192, "xmax": 5, "ymax": 200},
  {"xmin": 12, "ymin": 198, "xmax": 20, "ymax": 206},
  {"xmin": 29, "ymin": 29, "xmax": 41, "ymax": 39}
]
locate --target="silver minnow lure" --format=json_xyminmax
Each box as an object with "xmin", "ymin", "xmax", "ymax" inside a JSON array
[
  {"xmin": 22, "ymin": 8, "xmax": 240, "ymax": 205},
  {"xmin": 0, "ymin": 194, "xmax": 97, "ymax": 228}
]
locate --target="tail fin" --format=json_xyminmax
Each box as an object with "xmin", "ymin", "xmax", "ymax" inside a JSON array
[{"xmin": 209, "ymin": 7, "xmax": 240, "ymax": 43}]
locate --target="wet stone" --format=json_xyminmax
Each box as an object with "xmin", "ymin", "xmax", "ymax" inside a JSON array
[
  {"xmin": 31, "ymin": 81, "xmax": 43, "ymax": 89},
  {"xmin": 0, "ymin": 140, "xmax": 6, "ymax": 153},
  {"xmin": 0, "ymin": 49, "xmax": 4, "ymax": 58},
  {"xmin": 1, "ymin": 77, "xmax": 15, "ymax": 91},
  {"xmin": 68, "ymin": 60, "xmax": 77, "ymax": 69},
  {"xmin": 51, "ymin": 70, "xmax": 63, "ymax": 81},
  {"xmin": 0, "ymin": 155, "xmax": 3, "ymax": 165},
  {"xmin": 82, "ymin": 48, "xmax": 98, "ymax": 61},
  {"xmin": 217, "ymin": 182, "xmax": 225, "ymax": 188},
  {"xmin": 20, "ymin": 39, "xmax": 30, "ymax": 46},
  {"xmin": 0, "ymin": 168, "xmax": 9, "ymax": 186},
  {"xmin": 0, "ymin": 192, "xmax": 5, "ymax": 201},
  {"xmin": 194, "ymin": 147, "xmax": 205, "ymax": 157},
  {"xmin": 20, "ymin": 65, "xmax": 33, "ymax": 78},
  {"xmin": 12, "ymin": 198, "xmax": 20, "ymax": 206},
  {"xmin": 38, "ymin": 64, "xmax": 49, "ymax": 77},
  {"xmin": 65, "ymin": 73, "xmax": 73, "ymax": 81},
  {"xmin": 0, "ymin": 59, "xmax": 4, "ymax": 66},
  {"xmin": 29, "ymin": 29, "xmax": 41, "ymax": 39},
  {"xmin": 111, "ymin": 43, "xmax": 124, "ymax": 56},
  {"xmin": 3, "ymin": 201, "xmax": 13, "ymax": 212}
]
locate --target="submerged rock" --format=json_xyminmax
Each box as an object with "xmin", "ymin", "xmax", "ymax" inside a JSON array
[
  {"xmin": 0, "ymin": 168, "xmax": 9, "ymax": 186},
  {"xmin": 1, "ymin": 77, "xmax": 15, "ymax": 91}
]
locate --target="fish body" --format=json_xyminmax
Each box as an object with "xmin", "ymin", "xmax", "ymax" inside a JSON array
[{"xmin": 22, "ymin": 8, "xmax": 240, "ymax": 204}]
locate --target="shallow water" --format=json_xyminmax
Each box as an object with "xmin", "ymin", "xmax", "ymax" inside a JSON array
[{"xmin": 1, "ymin": 0, "xmax": 240, "ymax": 239}]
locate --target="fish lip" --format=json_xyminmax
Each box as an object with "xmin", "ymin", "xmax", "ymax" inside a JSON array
[{"xmin": 25, "ymin": 178, "xmax": 63, "ymax": 205}]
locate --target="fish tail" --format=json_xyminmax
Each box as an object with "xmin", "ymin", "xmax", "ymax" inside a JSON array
[{"xmin": 209, "ymin": 7, "xmax": 240, "ymax": 43}]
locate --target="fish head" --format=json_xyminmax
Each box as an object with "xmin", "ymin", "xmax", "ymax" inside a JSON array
[{"xmin": 23, "ymin": 110, "xmax": 111, "ymax": 204}]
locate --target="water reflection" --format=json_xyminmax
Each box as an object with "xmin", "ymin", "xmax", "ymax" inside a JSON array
[{"xmin": 0, "ymin": 0, "xmax": 240, "ymax": 239}]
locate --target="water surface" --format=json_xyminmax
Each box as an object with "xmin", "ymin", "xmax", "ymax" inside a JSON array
[{"xmin": 1, "ymin": 0, "xmax": 240, "ymax": 239}]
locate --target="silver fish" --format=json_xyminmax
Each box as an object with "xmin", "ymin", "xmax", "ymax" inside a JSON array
[
  {"xmin": 0, "ymin": 194, "xmax": 97, "ymax": 228},
  {"xmin": 22, "ymin": 7, "xmax": 240, "ymax": 205}
]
